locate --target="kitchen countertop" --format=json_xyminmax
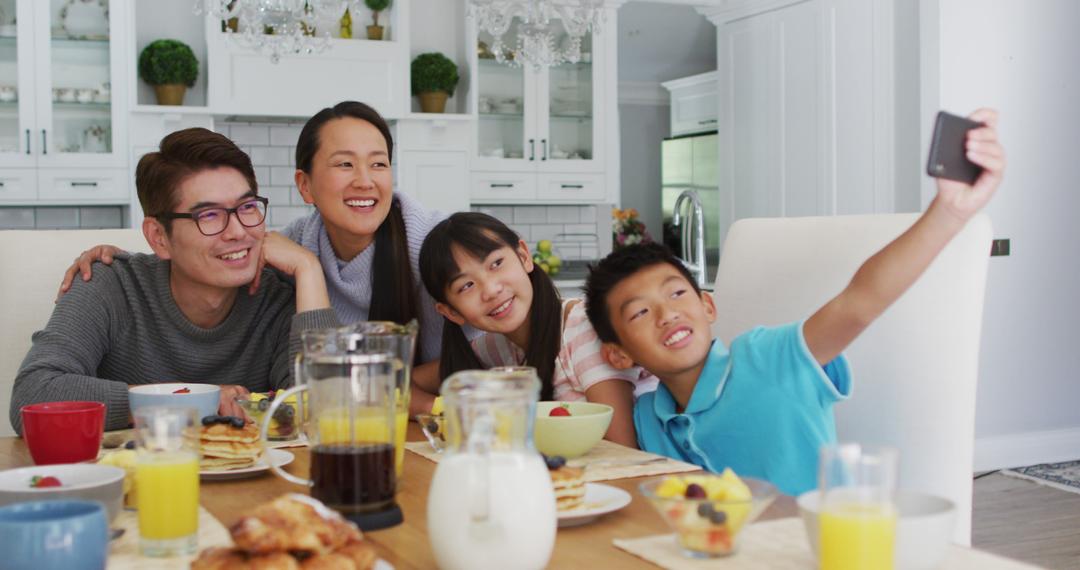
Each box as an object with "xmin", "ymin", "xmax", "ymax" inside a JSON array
[{"xmin": 550, "ymin": 261, "xmax": 717, "ymax": 293}]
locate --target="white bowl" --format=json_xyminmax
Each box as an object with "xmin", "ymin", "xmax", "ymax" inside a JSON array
[
  {"xmin": 797, "ymin": 490, "xmax": 956, "ymax": 570},
  {"xmin": 129, "ymin": 382, "xmax": 221, "ymax": 421},
  {"xmin": 0, "ymin": 464, "xmax": 125, "ymax": 523}
]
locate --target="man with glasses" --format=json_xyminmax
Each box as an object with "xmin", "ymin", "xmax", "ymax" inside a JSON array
[{"xmin": 10, "ymin": 128, "xmax": 338, "ymax": 433}]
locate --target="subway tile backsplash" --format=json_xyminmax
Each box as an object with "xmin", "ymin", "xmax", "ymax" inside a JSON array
[
  {"xmin": 220, "ymin": 119, "xmax": 314, "ymax": 230},
  {"xmin": 0, "ymin": 206, "xmax": 126, "ymax": 230},
  {"xmin": 471, "ymin": 204, "xmax": 607, "ymax": 261}
]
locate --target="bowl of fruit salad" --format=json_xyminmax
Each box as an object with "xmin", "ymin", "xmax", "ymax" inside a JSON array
[
  {"xmin": 0, "ymin": 464, "xmax": 125, "ymax": 523},
  {"xmin": 129, "ymin": 383, "xmax": 220, "ymax": 421},
  {"xmin": 534, "ymin": 401, "xmax": 612, "ymax": 459},
  {"xmin": 640, "ymin": 470, "xmax": 779, "ymax": 558},
  {"xmin": 235, "ymin": 390, "xmax": 299, "ymax": 441}
]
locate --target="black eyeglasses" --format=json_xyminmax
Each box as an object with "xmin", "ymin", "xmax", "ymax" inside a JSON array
[{"xmin": 157, "ymin": 196, "xmax": 269, "ymax": 236}]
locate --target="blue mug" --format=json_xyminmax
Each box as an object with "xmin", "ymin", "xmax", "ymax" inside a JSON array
[{"xmin": 0, "ymin": 500, "xmax": 108, "ymax": 570}]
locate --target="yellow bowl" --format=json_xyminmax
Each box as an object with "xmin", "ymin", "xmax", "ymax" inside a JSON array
[{"xmin": 533, "ymin": 401, "xmax": 612, "ymax": 459}]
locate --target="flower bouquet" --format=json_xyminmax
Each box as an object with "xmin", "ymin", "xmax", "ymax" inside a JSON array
[{"xmin": 612, "ymin": 207, "xmax": 653, "ymax": 250}]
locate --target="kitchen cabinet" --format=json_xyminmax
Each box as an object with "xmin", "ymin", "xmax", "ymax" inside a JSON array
[
  {"xmin": 0, "ymin": 0, "xmax": 129, "ymax": 204},
  {"xmin": 705, "ymin": 0, "xmax": 895, "ymax": 244},
  {"xmin": 662, "ymin": 71, "xmax": 718, "ymax": 138},
  {"xmin": 392, "ymin": 116, "xmax": 472, "ymax": 214},
  {"xmin": 466, "ymin": 7, "xmax": 619, "ymax": 204},
  {"xmin": 204, "ymin": 0, "xmax": 410, "ymax": 118}
]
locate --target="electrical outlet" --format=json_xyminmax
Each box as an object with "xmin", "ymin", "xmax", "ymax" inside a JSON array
[{"xmin": 990, "ymin": 239, "xmax": 1010, "ymax": 257}]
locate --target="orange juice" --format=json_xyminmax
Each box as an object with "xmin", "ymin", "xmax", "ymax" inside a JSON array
[
  {"xmin": 136, "ymin": 451, "xmax": 199, "ymax": 541},
  {"xmin": 819, "ymin": 503, "xmax": 896, "ymax": 570},
  {"xmin": 318, "ymin": 407, "xmax": 408, "ymax": 476}
]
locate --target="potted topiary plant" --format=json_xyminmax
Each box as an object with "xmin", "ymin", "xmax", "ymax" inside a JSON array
[
  {"xmin": 138, "ymin": 39, "xmax": 198, "ymax": 106},
  {"xmin": 411, "ymin": 52, "xmax": 459, "ymax": 114},
  {"xmin": 365, "ymin": 0, "xmax": 391, "ymax": 40}
]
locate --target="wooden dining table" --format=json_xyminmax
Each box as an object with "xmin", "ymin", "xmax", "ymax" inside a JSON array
[{"xmin": 0, "ymin": 423, "xmax": 797, "ymax": 569}]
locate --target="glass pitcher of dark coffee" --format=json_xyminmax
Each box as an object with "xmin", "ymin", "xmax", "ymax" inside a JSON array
[{"xmin": 263, "ymin": 328, "xmax": 401, "ymax": 530}]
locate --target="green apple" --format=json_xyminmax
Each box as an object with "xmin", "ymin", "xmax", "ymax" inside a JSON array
[
  {"xmin": 537, "ymin": 239, "xmax": 553, "ymax": 253},
  {"xmin": 547, "ymin": 255, "xmax": 561, "ymax": 268}
]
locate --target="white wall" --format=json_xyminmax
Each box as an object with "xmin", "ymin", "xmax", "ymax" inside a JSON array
[
  {"xmin": 618, "ymin": 102, "xmax": 668, "ymax": 237},
  {"xmin": 409, "ymin": 0, "xmax": 468, "ymax": 114},
  {"xmin": 920, "ymin": 0, "xmax": 1080, "ymax": 470}
]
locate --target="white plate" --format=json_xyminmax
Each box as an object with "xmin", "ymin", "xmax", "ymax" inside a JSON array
[
  {"xmin": 200, "ymin": 449, "xmax": 294, "ymax": 481},
  {"xmin": 558, "ymin": 483, "xmax": 631, "ymax": 528}
]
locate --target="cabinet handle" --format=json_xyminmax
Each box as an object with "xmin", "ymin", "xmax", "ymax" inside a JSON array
[
  {"xmin": 71, "ymin": 181, "xmax": 99, "ymax": 187},
  {"xmin": 25, "ymin": 129, "xmax": 29, "ymax": 155},
  {"xmin": 489, "ymin": 183, "xmax": 514, "ymax": 189},
  {"xmin": 41, "ymin": 129, "xmax": 46, "ymax": 155},
  {"xmin": 698, "ymin": 119, "xmax": 718, "ymax": 125},
  {"xmin": 560, "ymin": 184, "xmax": 583, "ymax": 189},
  {"xmin": 528, "ymin": 139, "xmax": 535, "ymax": 161},
  {"xmin": 541, "ymin": 138, "xmax": 547, "ymax": 161}
]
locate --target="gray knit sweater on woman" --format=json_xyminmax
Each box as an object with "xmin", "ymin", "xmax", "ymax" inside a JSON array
[
  {"xmin": 9, "ymin": 254, "xmax": 338, "ymax": 433},
  {"xmin": 281, "ymin": 191, "xmax": 447, "ymax": 363}
]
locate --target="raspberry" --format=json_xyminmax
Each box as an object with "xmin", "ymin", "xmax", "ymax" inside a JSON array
[{"xmin": 31, "ymin": 475, "xmax": 61, "ymax": 488}]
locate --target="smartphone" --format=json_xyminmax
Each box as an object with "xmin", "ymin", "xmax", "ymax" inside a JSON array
[{"xmin": 926, "ymin": 111, "xmax": 984, "ymax": 184}]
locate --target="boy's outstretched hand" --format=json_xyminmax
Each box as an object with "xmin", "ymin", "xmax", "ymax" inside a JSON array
[{"xmin": 933, "ymin": 108, "xmax": 1006, "ymax": 223}]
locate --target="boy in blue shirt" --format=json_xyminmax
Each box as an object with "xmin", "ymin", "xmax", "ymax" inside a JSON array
[{"xmin": 584, "ymin": 108, "xmax": 1005, "ymax": 495}]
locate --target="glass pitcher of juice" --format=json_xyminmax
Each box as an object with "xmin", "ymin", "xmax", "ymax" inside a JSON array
[
  {"xmin": 265, "ymin": 328, "xmax": 401, "ymax": 530},
  {"xmin": 427, "ymin": 369, "xmax": 557, "ymax": 570},
  {"xmin": 346, "ymin": 320, "xmax": 418, "ymax": 476},
  {"xmin": 818, "ymin": 444, "xmax": 899, "ymax": 570}
]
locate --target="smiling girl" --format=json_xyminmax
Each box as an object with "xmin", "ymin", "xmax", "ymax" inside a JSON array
[{"xmin": 418, "ymin": 212, "xmax": 657, "ymax": 447}]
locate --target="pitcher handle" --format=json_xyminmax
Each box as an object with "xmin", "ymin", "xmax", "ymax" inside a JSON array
[{"xmin": 263, "ymin": 384, "xmax": 311, "ymax": 487}]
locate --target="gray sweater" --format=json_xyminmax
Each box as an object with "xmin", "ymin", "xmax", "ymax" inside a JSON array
[
  {"xmin": 282, "ymin": 191, "xmax": 447, "ymax": 363},
  {"xmin": 9, "ymin": 254, "xmax": 338, "ymax": 433}
]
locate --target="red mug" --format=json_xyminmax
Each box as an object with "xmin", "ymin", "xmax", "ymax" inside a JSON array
[{"xmin": 20, "ymin": 401, "xmax": 106, "ymax": 465}]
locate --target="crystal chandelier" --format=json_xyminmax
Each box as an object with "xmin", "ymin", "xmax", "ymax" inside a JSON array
[
  {"xmin": 468, "ymin": 0, "xmax": 605, "ymax": 70},
  {"xmin": 196, "ymin": 1, "xmax": 360, "ymax": 63}
]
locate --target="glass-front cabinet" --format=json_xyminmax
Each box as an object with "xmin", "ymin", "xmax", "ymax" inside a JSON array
[
  {"xmin": 0, "ymin": 0, "xmax": 127, "ymax": 203},
  {"xmin": 472, "ymin": 17, "xmax": 604, "ymax": 178}
]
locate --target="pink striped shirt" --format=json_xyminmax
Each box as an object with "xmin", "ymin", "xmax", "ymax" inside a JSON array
[{"xmin": 470, "ymin": 299, "xmax": 659, "ymax": 401}]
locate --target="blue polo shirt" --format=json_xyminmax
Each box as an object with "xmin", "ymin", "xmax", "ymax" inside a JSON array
[{"xmin": 633, "ymin": 322, "xmax": 852, "ymax": 496}]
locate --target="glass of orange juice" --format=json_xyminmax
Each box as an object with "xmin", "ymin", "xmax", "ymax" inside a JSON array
[
  {"xmin": 818, "ymin": 443, "xmax": 898, "ymax": 570},
  {"xmin": 133, "ymin": 407, "xmax": 200, "ymax": 557}
]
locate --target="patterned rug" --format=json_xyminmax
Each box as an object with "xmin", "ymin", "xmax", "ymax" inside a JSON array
[{"xmin": 1002, "ymin": 460, "xmax": 1080, "ymax": 495}]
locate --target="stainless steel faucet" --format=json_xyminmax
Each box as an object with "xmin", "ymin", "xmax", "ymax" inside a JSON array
[{"xmin": 671, "ymin": 189, "xmax": 706, "ymax": 288}]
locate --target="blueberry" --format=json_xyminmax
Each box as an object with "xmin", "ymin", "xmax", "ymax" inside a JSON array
[
  {"xmin": 545, "ymin": 455, "xmax": 566, "ymax": 470},
  {"xmin": 684, "ymin": 483, "xmax": 707, "ymax": 499},
  {"xmin": 274, "ymin": 405, "xmax": 295, "ymax": 421},
  {"xmin": 425, "ymin": 421, "xmax": 439, "ymax": 434},
  {"xmin": 709, "ymin": 510, "xmax": 728, "ymax": 525},
  {"xmin": 124, "ymin": 440, "xmax": 136, "ymax": 450},
  {"xmin": 201, "ymin": 415, "xmax": 219, "ymax": 426},
  {"xmin": 228, "ymin": 416, "xmax": 245, "ymax": 429},
  {"xmin": 697, "ymin": 502, "xmax": 715, "ymax": 518},
  {"xmin": 257, "ymin": 399, "xmax": 271, "ymax": 412}
]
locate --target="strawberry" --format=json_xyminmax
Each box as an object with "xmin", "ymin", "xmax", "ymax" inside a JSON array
[
  {"xmin": 548, "ymin": 405, "xmax": 571, "ymax": 417},
  {"xmin": 172, "ymin": 387, "xmax": 191, "ymax": 394},
  {"xmin": 30, "ymin": 475, "xmax": 61, "ymax": 488}
]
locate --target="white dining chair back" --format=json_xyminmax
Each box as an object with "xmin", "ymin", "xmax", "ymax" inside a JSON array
[
  {"xmin": 0, "ymin": 229, "xmax": 150, "ymax": 437},
  {"xmin": 711, "ymin": 213, "xmax": 992, "ymax": 545}
]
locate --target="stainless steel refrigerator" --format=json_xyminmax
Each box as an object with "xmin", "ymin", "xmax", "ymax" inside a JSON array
[{"xmin": 661, "ymin": 132, "xmax": 721, "ymax": 284}]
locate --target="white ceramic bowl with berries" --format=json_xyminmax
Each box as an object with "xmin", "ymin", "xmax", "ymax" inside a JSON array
[
  {"xmin": 534, "ymin": 401, "xmax": 612, "ymax": 459},
  {"xmin": 129, "ymin": 382, "xmax": 220, "ymax": 421},
  {"xmin": 0, "ymin": 464, "xmax": 125, "ymax": 523},
  {"xmin": 640, "ymin": 471, "xmax": 779, "ymax": 558}
]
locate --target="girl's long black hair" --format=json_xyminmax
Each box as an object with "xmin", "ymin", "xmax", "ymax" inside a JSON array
[
  {"xmin": 419, "ymin": 212, "xmax": 562, "ymax": 400},
  {"xmin": 295, "ymin": 101, "xmax": 419, "ymax": 347}
]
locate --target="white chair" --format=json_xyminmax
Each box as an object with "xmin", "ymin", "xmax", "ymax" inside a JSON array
[
  {"xmin": 711, "ymin": 213, "xmax": 992, "ymax": 545},
  {"xmin": 0, "ymin": 229, "xmax": 150, "ymax": 437}
]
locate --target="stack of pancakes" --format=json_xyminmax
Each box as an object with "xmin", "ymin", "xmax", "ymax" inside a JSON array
[
  {"xmin": 550, "ymin": 464, "xmax": 586, "ymax": 511},
  {"xmin": 200, "ymin": 422, "xmax": 262, "ymax": 470}
]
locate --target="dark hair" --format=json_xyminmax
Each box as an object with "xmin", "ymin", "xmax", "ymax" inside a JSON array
[
  {"xmin": 584, "ymin": 243, "xmax": 700, "ymax": 344},
  {"xmin": 419, "ymin": 212, "xmax": 562, "ymax": 400},
  {"xmin": 295, "ymin": 101, "xmax": 418, "ymax": 334},
  {"xmin": 136, "ymin": 127, "xmax": 257, "ymax": 233}
]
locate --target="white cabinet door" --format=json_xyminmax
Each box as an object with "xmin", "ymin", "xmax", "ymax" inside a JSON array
[
  {"xmin": 398, "ymin": 150, "xmax": 469, "ymax": 214},
  {"xmin": 666, "ymin": 72, "xmax": 719, "ymax": 138},
  {"xmin": 0, "ymin": 0, "xmax": 37, "ymax": 168}
]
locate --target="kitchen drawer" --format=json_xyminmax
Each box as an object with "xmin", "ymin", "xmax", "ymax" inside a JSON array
[
  {"xmin": 38, "ymin": 169, "xmax": 128, "ymax": 202},
  {"xmin": 0, "ymin": 169, "xmax": 38, "ymax": 202},
  {"xmin": 471, "ymin": 172, "xmax": 536, "ymax": 201},
  {"xmin": 539, "ymin": 173, "xmax": 605, "ymax": 202}
]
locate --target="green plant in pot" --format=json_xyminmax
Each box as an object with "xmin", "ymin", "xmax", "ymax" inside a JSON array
[
  {"xmin": 365, "ymin": 0, "xmax": 391, "ymax": 40},
  {"xmin": 411, "ymin": 52, "xmax": 459, "ymax": 114},
  {"xmin": 138, "ymin": 39, "xmax": 198, "ymax": 106}
]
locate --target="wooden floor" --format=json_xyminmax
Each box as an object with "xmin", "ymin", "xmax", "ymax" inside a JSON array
[{"xmin": 973, "ymin": 472, "xmax": 1080, "ymax": 569}]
